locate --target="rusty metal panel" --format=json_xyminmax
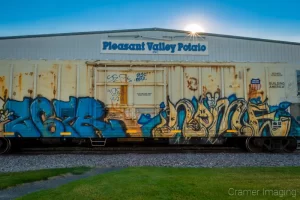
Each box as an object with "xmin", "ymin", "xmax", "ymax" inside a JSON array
[
  {"xmin": 183, "ymin": 67, "xmax": 200, "ymax": 99},
  {"xmin": 36, "ymin": 62, "xmax": 59, "ymax": 100},
  {"xmin": 60, "ymin": 62, "xmax": 76, "ymax": 101},
  {"xmin": 201, "ymin": 66, "xmax": 222, "ymax": 98},
  {"xmin": 223, "ymin": 66, "xmax": 244, "ymax": 98},
  {"xmin": 76, "ymin": 62, "xmax": 91, "ymax": 97},
  {"xmin": 168, "ymin": 66, "xmax": 182, "ymax": 103},
  {"xmin": 0, "ymin": 60, "xmax": 11, "ymax": 100},
  {"xmin": 12, "ymin": 62, "xmax": 35, "ymax": 100}
]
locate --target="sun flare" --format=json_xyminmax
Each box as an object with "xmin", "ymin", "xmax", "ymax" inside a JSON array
[{"xmin": 184, "ymin": 24, "xmax": 205, "ymax": 34}]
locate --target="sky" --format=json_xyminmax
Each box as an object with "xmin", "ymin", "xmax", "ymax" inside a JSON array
[{"xmin": 0, "ymin": 0, "xmax": 300, "ymax": 42}]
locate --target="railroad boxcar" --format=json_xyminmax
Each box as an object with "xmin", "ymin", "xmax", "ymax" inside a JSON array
[{"xmin": 0, "ymin": 28, "xmax": 300, "ymax": 153}]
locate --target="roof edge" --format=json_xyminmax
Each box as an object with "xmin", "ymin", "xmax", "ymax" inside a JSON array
[{"xmin": 0, "ymin": 27, "xmax": 299, "ymax": 46}]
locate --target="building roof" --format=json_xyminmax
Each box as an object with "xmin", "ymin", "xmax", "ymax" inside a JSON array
[{"xmin": 0, "ymin": 27, "xmax": 299, "ymax": 46}]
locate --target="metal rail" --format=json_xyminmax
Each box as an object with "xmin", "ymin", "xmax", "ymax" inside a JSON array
[{"xmin": 15, "ymin": 146, "xmax": 244, "ymax": 155}]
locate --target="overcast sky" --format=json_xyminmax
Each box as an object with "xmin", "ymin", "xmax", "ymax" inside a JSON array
[{"xmin": 0, "ymin": 0, "xmax": 299, "ymax": 42}]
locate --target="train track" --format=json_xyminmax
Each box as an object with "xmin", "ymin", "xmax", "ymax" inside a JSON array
[
  {"xmin": 13, "ymin": 146, "xmax": 246, "ymax": 155},
  {"xmin": 8, "ymin": 146, "xmax": 299, "ymax": 155}
]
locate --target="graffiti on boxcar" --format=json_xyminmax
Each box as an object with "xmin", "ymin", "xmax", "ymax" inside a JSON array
[
  {"xmin": 107, "ymin": 74, "xmax": 132, "ymax": 83},
  {"xmin": 206, "ymin": 92, "xmax": 219, "ymax": 108},
  {"xmin": 138, "ymin": 93, "xmax": 300, "ymax": 140},
  {"xmin": 135, "ymin": 72, "xmax": 147, "ymax": 82},
  {"xmin": 0, "ymin": 97, "xmax": 127, "ymax": 137},
  {"xmin": 0, "ymin": 93, "xmax": 300, "ymax": 140},
  {"xmin": 0, "ymin": 108, "xmax": 13, "ymax": 132},
  {"xmin": 187, "ymin": 77, "xmax": 198, "ymax": 91},
  {"xmin": 107, "ymin": 72, "xmax": 148, "ymax": 83},
  {"xmin": 107, "ymin": 88, "xmax": 120, "ymax": 102}
]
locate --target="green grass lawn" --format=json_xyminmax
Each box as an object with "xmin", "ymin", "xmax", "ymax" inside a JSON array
[
  {"xmin": 17, "ymin": 166, "xmax": 300, "ymax": 200},
  {"xmin": 0, "ymin": 167, "xmax": 90, "ymax": 190}
]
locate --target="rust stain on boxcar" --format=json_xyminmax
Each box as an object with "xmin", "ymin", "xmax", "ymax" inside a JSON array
[
  {"xmin": 86, "ymin": 65, "xmax": 93, "ymax": 97},
  {"xmin": 53, "ymin": 64, "xmax": 59, "ymax": 69},
  {"xmin": 214, "ymin": 66, "xmax": 219, "ymax": 72},
  {"xmin": 233, "ymin": 67, "xmax": 236, "ymax": 76},
  {"xmin": 28, "ymin": 89, "xmax": 33, "ymax": 97},
  {"xmin": 53, "ymin": 74, "xmax": 57, "ymax": 98},
  {"xmin": 0, "ymin": 76, "xmax": 8, "ymax": 100},
  {"xmin": 202, "ymin": 86, "xmax": 207, "ymax": 97},
  {"xmin": 53, "ymin": 86, "xmax": 56, "ymax": 98},
  {"xmin": 187, "ymin": 77, "xmax": 198, "ymax": 91},
  {"xmin": 216, "ymin": 87, "xmax": 221, "ymax": 95},
  {"xmin": 210, "ymin": 65, "xmax": 235, "ymax": 69},
  {"xmin": 248, "ymin": 85, "xmax": 264, "ymax": 100},
  {"xmin": 66, "ymin": 65, "xmax": 72, "ymax": 70},
  {"xmin": 3, "ymin": 89, "xmax": 7, "ymax": 100},
  {"xmin": 86, "ymin": 65, "xmax": 89, "ymax": 95},
  {"xmin": 18, "ymin": 74, "xmax": 22, "ymax": 93},
  {"xmin": 29, "ymin": 72, "xmax": 34, "ymax": 76}
]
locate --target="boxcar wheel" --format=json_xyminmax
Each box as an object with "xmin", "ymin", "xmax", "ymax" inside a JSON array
[
  {"xmin": 283, "ymin": 137, "xmax": 297, "ymax": 153},
  {"xmin": 235, "ymin": 138, "xmax": 247, "ymax": 152},
  {"xmin": 0, "ymin": 138, "xmax": 11, "ymax": 155},
  {"xmin": 245, "ymin": 137, "xmax": 264, "ymax": 153}
]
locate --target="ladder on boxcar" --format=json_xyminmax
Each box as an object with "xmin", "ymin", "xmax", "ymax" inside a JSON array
[{"xmin": 89, "ymin": 138, "xmax": 107, "ymax": 147}]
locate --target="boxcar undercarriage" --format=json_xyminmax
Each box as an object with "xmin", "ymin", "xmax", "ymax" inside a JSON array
[{"xmin": 0, "ymin": 136, "xmax": 299, "ymax": 154}]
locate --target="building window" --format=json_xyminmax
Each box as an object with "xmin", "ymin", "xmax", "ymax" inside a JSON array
[{"xmin": 297, "ymin": 70, "xmax": 300, "ymax": 96}]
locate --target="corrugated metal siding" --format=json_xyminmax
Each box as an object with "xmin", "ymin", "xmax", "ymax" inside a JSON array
[{"xmin": 0, "ymin": 31, "xmax": 300, "ymax": 63}]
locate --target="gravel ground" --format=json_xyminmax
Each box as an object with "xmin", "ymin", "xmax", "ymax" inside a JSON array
[{"xmin": 1, "ymin": 153, "xmax": 300, "ymax": 172}]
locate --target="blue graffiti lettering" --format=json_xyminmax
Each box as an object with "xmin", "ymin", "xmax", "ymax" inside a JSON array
[
  {"xmin": 4, "ymin": 97, "xmax": 40, "ymax": 137},
  {"xmin": 2, "ymin": 97, "xmax": 127, "ymax": 138},
  {"xmin": 136, "ymin": 72, "xmax": 147, "ymax": 82},
  {"xmin": 30, "ymin": 97, "xmax": 65, "ymax": 137}
]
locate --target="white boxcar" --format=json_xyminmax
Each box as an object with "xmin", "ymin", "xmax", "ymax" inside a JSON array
[{"xmin": 0, "ymin": 28, "xmax": 299, "ymax": 152}]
